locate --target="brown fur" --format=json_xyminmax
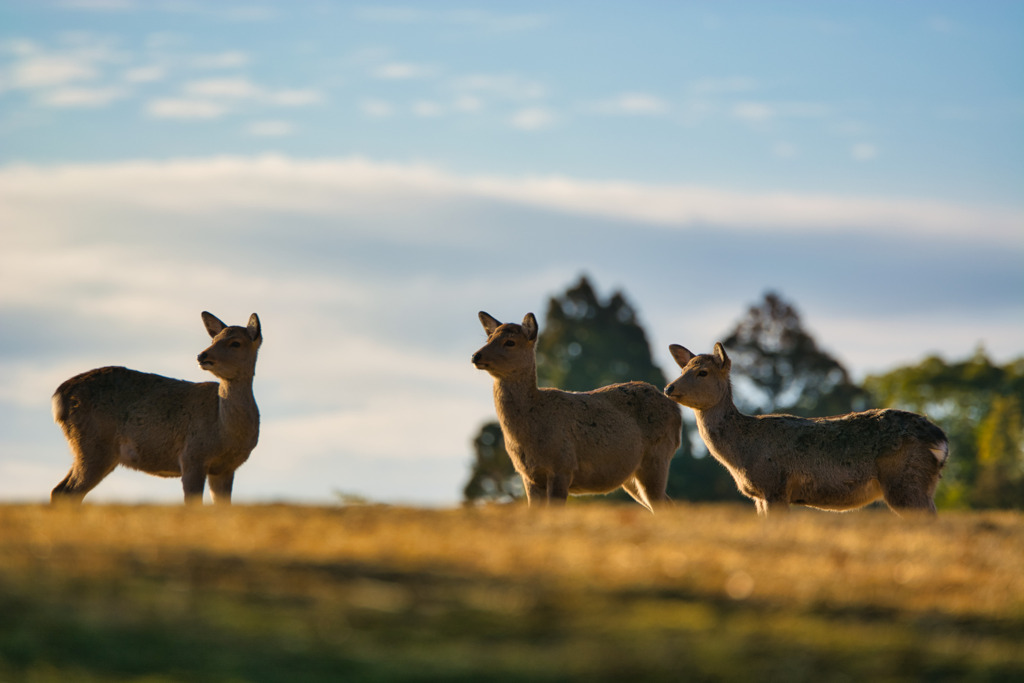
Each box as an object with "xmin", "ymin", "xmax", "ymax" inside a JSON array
[
  {"xmin": 51, "ymin": 312, "xmax": 262, "ymax": 505},
  {"xmin": 472, "ymin": 312, "xmax": 682, "ymax": 510},
  {"xmin": 664, "ymin": 343, "xmax": 948, "ymax": 517}
]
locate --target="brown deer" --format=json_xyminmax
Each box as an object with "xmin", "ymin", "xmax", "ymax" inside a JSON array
[
  {"xmin": 472, "ymin": 311, "xmax": 681, "ymax": 510},
  {"xmin": 664, "ymin": 342, "xmax": 948, "ymax": 516},
  {"xmin": 51, "ymin": 312, "xmax": 262, "ymax": 505}
]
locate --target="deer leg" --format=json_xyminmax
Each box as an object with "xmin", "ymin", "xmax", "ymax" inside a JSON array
[
  {"xmin": 208, "ymin": 471, "xmax": 234, "ymax": 505},
  {"xmin": 524, "ymin": 476, "xmax": 544, "ymax": 506},
  {"xmin": 634, "ymin": 455, "xmax": 672, "ymax": 508},
  {"xmin": 546, "ymin": 473, "xmax": 570, "ymax": 505},
  {"xmin": 621, "ymin": 478, "xmax": 652, "ymax": 511},
  {"xmin": 880, "ymin": 457, "xmax": 940, "ymax": 516},
  {"xmin": 51, "ymin": 440, "xmax": 119, "ymax": 504},
  {"xmin": 755, "ymin": 497, "xmax": 790, "ymax": 517},
  {"xmin": 181, "ymin": 466, "xmax": 206, "ymax": 505}
]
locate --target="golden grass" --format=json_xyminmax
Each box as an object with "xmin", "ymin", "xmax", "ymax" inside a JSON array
[{"xmin": 1, "ymin": 502, "xmax": 1022, "ymax": 682}]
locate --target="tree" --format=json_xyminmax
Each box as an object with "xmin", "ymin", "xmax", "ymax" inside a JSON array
[
  {"xmin": 972, "ymin": 395, "xmax": 1024, "ymax": 509},
  {"xmin": 720, "ymin": 291, "xmax": 868, "ymax": 417},
  {"xmin": 462, "ymin": 422, "xmax": 521, "ymax": 503},
  {"xmin": 464, "ymin": 275, "xmax": 721, "ymax": 504},
  {"xmin": 535, "ymin": 276, "xmax": 666, "ymax": 390}
]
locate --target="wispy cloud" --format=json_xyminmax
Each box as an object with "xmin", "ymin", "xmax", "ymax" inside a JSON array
[
  {"xmin": 372, "ymin": 62, "xmax": 437, "ymax": 80},
  {"xmin": 246, "ymin": 120, "xmax": 293, "ymax": 136},
  {"xmin": 590, "ymin": 93, "xmax": 669, "ymax": 116},
  {"xmin": 851, "ymin": 143, "xmax": 879, "ymax": 161},
  {"xmin": 2, "ymin": 156, "xmax": 1018, "ymax": 245},
  {"xmin": 37, "ymin": 85, "xmax": 127, "ymax": 107},
  {"xmin": 122, "ymin": 64, "xmax": 165, "ymax": 83},
  {"xmin": 356, "ymin": 7, "xmax": 549, "ymax": 33},
  {"xmin": 510, "ymin": 107, "xmax": 556, "ymax": 130},
  {"xmin": 360, "ymin": 98, "xmax": 394, "ymax": 118},
  {"xmin": 146, "ymin": 98, "xmax": 228, "ymax": 119},
  {"xmin": 190, "ymin": 51, "xmax": 250, "ymax": 69},
  {"xmin": 9, "ymin": 55, "xmax": 98, "ymax": 88},
  {"xmin": 451, "ymin": 73, "xmax": 546, "ymax": 101}
]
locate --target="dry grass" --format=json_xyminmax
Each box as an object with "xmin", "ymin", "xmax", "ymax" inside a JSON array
[{"xmin": 1, "ymin": 502, "xmax": 1022, "ymax": 682}]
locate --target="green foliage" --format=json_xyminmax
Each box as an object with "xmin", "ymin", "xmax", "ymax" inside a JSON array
[
  {"xmin": 462, "ymin": 422, "xmax": 521, "ymax": 504},
  {"xmin": 865, "ymin": 347, "xmax": 1024, "ymax": 510},
  {"xmin": 535, "ymin": 276, "xmax": 667, "ymax": 390},
  {"xmin": 720, "ymin": 292, "xmax": 869, "ymax": 417}
]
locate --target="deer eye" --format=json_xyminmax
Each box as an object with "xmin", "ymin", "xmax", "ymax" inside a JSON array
[
  {"xmin": 697, "ymin": 370, "xmax": 708, "ymax": 377},
  {"xmin": 230, "ymin": 341, "xmax": 242, "ymax": 348},
  {"xmin": 503, "ymin": 339, "xmax": 516, "ymax": 347}
]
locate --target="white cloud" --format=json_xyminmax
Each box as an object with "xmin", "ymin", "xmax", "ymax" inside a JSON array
[
  {"xmin": 851, "ymin": 143, "xmax": 879, "ymax": 161},
  {"xmin": 592, "ymin": 93, "xmax": 669, "ymax": 116},
  {"xmin": 733, "ymin": 101, "xmax": 774, "ymax": 122},
  {"xmin": 146, "ymin": 98, "xmax": 228, "ymax": 119},
  {"xmin": 360, "ymin": 98, "xmax": 394, "ymax": 118},
  {"xmin": 11, "ymin": 55, "xmax": 97, "ymax": 88},
  {"xmin": 372, "ymin": 62, "xmax": 436, "ymax": 80},
  {"xmin": 453, "ymin": 95, "xmax": 483, "ymax": 113},
  {"xmin": 357, "ymin": 7, "xmax": 549, "ymax": 33},
  {"xmin": 122, "ymin": 64, "xmax": 165, "ymax": 83},
  {"xmin": 37, "ymin": 85, "xmax": 126, "ymax": 107},
  {"xmin": 734, "ymin": 101, "xmax": 830, "ymax": 123},
  {"xmin": 184, "ymin": 77, "xmax": 262, "ymax": 98},
  {"xmin": 246, "ymin": 120, "xmax": 293, "ymax": 136},
  {"xmin": 1, "ymin": 156, "xmax": 1018, "ymax": 245},
  {"xmin": 265, "ymin": 89, "xmax": 323, "ymax": 106},
  {"xmin": 690, "ymin": 76, "xmax": 759, "ymax": 94},
  {"xmin": 772, "ymin": 142, "xmax": 798, "ymax": 159},
  {"xmin": 180, "ymin": 79, "xmax": 323, "ymax": 107},
  {"xmin": 191, "ymin": 51, "xmax": 249, "ymax": 69},
  {"xmin": 452, "ymin": 73, "xmax": 546, "ymax": 100},
  {"xmin": 413, "ymin": 100, "xmax": 443, "ymax": 117},
  {"xmin": 510, "ymin": 107, "xmax": 556, "ymax": 130},
  {"xmin": 60, "ymin": 0, "xmax": 137, "ymax": 9}
]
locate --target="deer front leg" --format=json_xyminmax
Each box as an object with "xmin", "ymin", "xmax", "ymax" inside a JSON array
[
  {"xmin": 181, "ymin": 466, "xmax": 206, "ymax": 505},
  {"xmin": 546, "ymin": 472, "xmax": 570, "ymax": 505},
  {"xmin": 208, "ymin": 471, "xmax": 234, "ymax": 505}
]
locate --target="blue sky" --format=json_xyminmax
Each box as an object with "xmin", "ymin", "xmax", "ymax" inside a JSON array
[{"xmin": 1, "ymin": 1, "xmax": 1022, "ymax": 505}]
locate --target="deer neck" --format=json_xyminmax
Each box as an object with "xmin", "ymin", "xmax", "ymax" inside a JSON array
[
  {"xmin": 492, "ymin": 366, "xmax": 540, "ymax": 434},
  {"xmin": 692, "ymin": 382, "xmax": 751, "ymax": 469},
  {"xmin": 217, "ymin": 374, "xmax": 259, "ymax": 442}
]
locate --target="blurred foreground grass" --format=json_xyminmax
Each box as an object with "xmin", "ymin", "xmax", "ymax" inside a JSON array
[{"xmin": 0, "ymin": 503, "xmax": 1021, "ymax": 682}]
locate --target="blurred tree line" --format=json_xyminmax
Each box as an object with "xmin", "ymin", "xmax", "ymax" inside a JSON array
[{"xmin": 464, "ymin": 276, "xmax": 1024, "ymax": 510}]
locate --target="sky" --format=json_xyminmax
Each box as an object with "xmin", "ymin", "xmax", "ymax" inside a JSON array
[{"xmin": 1, "ymin": 0, "xmax": 1022, "ymax": 506}]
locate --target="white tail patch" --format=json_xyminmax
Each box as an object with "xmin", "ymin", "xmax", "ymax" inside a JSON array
[{"xmin": 930, "ymin": 441, "xmax": 949, "ymax": 465}]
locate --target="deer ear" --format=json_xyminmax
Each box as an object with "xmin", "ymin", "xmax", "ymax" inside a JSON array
[
  {"xmin": 201, "ymin": 311, "xmax": 226, "ymax": 338},
  {"xmin": 713, "ymin": 342, "xmax": 731, "ymax": 370},
  {"xmin": 669, "ymin": 344, "xmax": 694, "ymax": 369},
  {"xmin": 478, "ymin": 311, "xmax": 502, "ymax": 336},
  {"xmin": 247, "ymin": 313, "xmax": 262, "ymax": 342},
  {"xmin": 521, "ymin": 313, "xmax": 538, "ymax": 341}
]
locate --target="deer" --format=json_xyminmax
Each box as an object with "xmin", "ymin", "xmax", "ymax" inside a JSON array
[
  {"xmin": 51, "ymin": 311, "xmax": 262, "ymax": 505},
  {"xmin": 471, "ymin": 311, "xmax": 682, "ymax": 511},
  {"xmin": 663, "ymin": 342, "xmax": 948, "ymax": 517}
]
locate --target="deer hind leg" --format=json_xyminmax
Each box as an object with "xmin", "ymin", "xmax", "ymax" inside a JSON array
[
  {"xmin": 208, "ymin": 471, "xmax": 235, "ymax": 505},
  {"xmin": 621, "ymin": 478, "xmax": 654, "ymax": 512},
  {"xmin": 51, "ymin": 435, "xmax": 119, "ymax": 504},
  {"xmin": 631, "ymin": 453, "xmax": 673, "ymax": 512},
  {"xmin": 755, "ymin": 497, "xmax": 790, "ymax": 518},
  {"xmin": 880, "ymin": 449, "xmax": 941, "ymax": 516}
]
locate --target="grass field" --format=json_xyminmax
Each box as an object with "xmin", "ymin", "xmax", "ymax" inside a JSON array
[{"xmin": 1, "ymin": 502, "xmax": 1022, "ymax": 682}]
